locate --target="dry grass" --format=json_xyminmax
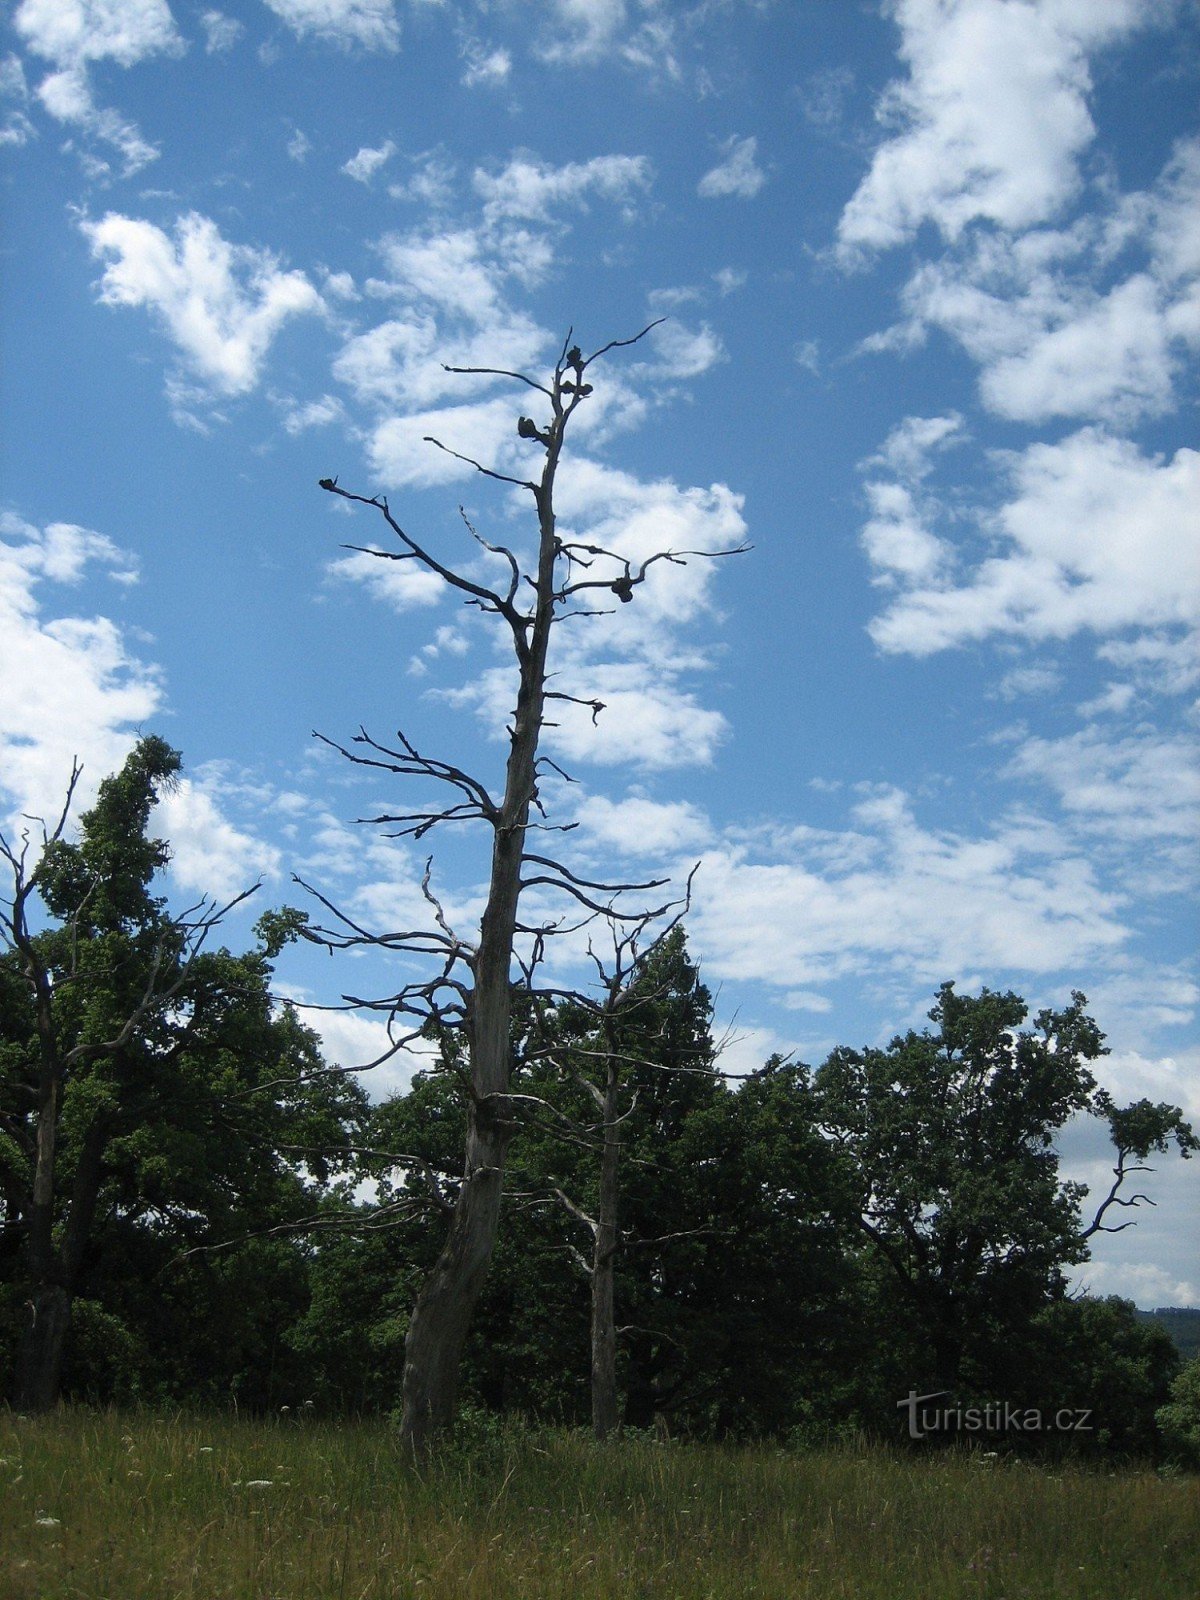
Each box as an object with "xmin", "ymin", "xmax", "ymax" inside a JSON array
[{"xmin": 1, "ymin": 1408, "xmax": 1197, "ymax": 1599}]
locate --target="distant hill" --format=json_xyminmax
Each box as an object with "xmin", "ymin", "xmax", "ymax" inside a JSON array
[{"xmin": 1135, "ymin": 1307, "xmax": 1200, "ymax": 1362}]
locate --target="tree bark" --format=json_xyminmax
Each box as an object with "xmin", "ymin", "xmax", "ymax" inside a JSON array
[
  {"xmin": 591, "ymin": 1056, "xmax": 621, "ymax": 1441},
  {"xmin": 13, "ymin": 1110, "xmax": 108, "ymax": 1413},
  {"xmin": 13, "ymin": 1283, "xmax": 72, "ymax": 1413},
  {"xmin": 397, "ymin": 399, "xmax": 563, "ymax": 1457}
]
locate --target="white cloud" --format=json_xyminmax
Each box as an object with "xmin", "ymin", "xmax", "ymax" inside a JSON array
[
  {"xmin": 531, "ymin": 0, "xmax": 678, "ymax": 73},
  {"xmin": 863, "ymin": 136, "xmax": 1200, "ymax": 427},
  {"xmin": 156, "ymin": 777, "xmax": 282, "ymax": 901},
  {"xmin": 573, "ymin": 792, "xmax": 714, "ymax": 857},
  {"xmin": 868, "ymin": 412, "xmax": 965, "ymax": 481},
  {"xmin": 641, "ymin": 318, "xmax": 725, "ymax": 380},
  {"xmin": 364, "ymin": 394, "xmax": 523, "ymax": 487},
  {"xmin": 373, "ymin": 227, "xmax": 508, "ymax": 321},
  {"xmin": 473, "ymin": 152, "xmax": 653, "ymax": 223},
  {"xmin": 388, "ymin": 149, "xmax": 457, "ymax": 206},
  {"xmin": 199, "ymin": 10, "xmax": 244, "ymax": 52},
  {"xmin": 1071, "ymin": 1259, "xmax": 1199, "ymax": 1309},
  {"xmin": 868, "ymin": 430, "xmax": 1200, "ymax": 655},
  {"xmin": 530, "ymin": 661, "xmax": 729, "ymax": 770},
  {"xmin": 994, "ymin": 663, "xmax": 1063, "ymax": 701},
  {"xmin": 836, "ymin": 0, "xmax": 1156, "ymax": 260},
  {"xmin": 278, "ymin": 392, "xmax": 345, "ymax": 432},
  {"xmin": 342, "ymin": 138, "xmax": 396, "ymax": 183},
  {"xmin": 261, "ymin": 0, "xmax": 401, "ymax": 51},
  {"xmin": 687, "ymin": 787, "xmax": 1127, "ymax": 992},
  {"xmin": 14, "ymin": 0, "xmax": 181, "ymax": 68},
  {"xmin": 327, "ymin": 546, "xmax": 446, "ymax": 610},
  {"xmin": 14, "ymin": 0, "xmax": 181, "ymax": 173},
  {"xmin": 460, "ymin": 38, "xmax": 511, "ymax": 86},
  {"xmin": 287, "ymin": 126, "xmax": 311, "ymax": 162},
  {"xmin": 860, "ymin": 480, "xmax": 950, "ymax": 584},
  {"xmin": 81, "ymin": 211, "xmax": 323, "ymax": 405},
  {"xmin": 1006, "ymin": 725, "xmax": 1200, "ymax": 844},
  {"xmin": 858, "ymin": 415, "xmax": 965, "ymax": 585},
  {"xmin": 310, "ymin": 1007, "xmax": 426, "ymax": 1098},
  {"xmin": 0, "ymin": 513, "xmax": 161, "ymax": 830},
  {"xmin": 0, "ymin": 53, "xmax": 35, "ymax": 146},
  {"xmin": 333, "ymin": 310, "xmax": 546, "ymax": 411},
  {"xmin": 697, "ymin": 135, "xmax": 765, "ymax": 201}
]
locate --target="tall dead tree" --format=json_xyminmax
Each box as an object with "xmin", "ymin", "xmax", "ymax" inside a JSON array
[{"xmin": 308, "ymin": 327, "xmax": 744, "ymax": 1454}]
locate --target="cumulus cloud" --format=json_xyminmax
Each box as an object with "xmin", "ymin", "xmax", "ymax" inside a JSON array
[
  {"xmin": 0, "ymin": 53, "xmax": 36, "ymax": 147},
  {"xmin": 1072, "ymin": 1259, "xmax": 1198, "ymax": 1309},
  {"xmin": 686, "ymin": 786, "xmax": 1127, "ymax": 994},
  {"xmin": 460, "ymin": 38, "xmax": 511, "ymax": 87},
  {"xmin": 14, "ymin": 0, "xmax": 181, "ymax": 69},
  {"xmin": 278, "ymin": 392, "xmax": 345, "ymax": 433},
  {"xmin": 260, "ymin": 0, "xmax": 401, "ymax": 51},
  {"xmin": 334, "ymin": 309, "xmax": 546, "ymax": 412},
  {"xmin": 867, "ymin": 430, "xmax": 1200, "ymax": 655},
  {"xmin": 14, "ymin": 0, "xmax": 182, "ymax": 174},
  {"xmin": 80, "ymin": 211, "xmax": 323, "ymax": 408},
  {"xmin": 697, "ymin": 135, "xmax": 765, "ymax": 200},
  {"xmin": 473, "ymin": 152, "xmax": 653, "ymax": 223},
  {"xmin": 364, "ymin": 393, "xmax": 524, "ymax": 487},
  {"xmin": 531, "ymin": 0, "xmax": 679, "ymax": 73},
  {"xmin": 881, "ymin": 172, "xmax": 1200, "ymax": 427},
  {"xmin": 1006, "ymin": 725, "xmax": 1200, "ymax": 845},
  {"xmin": 836, "ymin": 0, "xmax": 1155, "ymax": 260},
  {"xmin": 572, "ymin": 792, "xmax": 714, "ymax": 857},
  {"xmin": 342, "ymin": 138, "xmax": 396, "ymax": 183},
  {"xmin": 372, "ymin": 226, "xmax": 510, "ymax": 321},
  {"xmin": 0, "ymin": 512, "xmax": 160, "ymax": 830},
  {"xmin": 326, "ymin": 545, "xmax": 446, "ymax": 610},
  {"xmin": 199, "ymin": 10, "xmax": 244, "ymax": 53},
  {"xmin": 156, "ymin": 777, "xmax": 282, "ymax": 901}
]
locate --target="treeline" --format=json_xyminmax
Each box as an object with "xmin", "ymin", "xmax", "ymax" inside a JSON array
[{"xmin": 2, "ymin": 741, "xmax": 1198, "ymax": 1462}]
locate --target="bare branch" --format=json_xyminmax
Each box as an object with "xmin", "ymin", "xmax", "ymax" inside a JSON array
[
  {"xmin": 422, "ymin": 434, "xmax": 538, "ymax": 493},
  {"xmin": 582, "ymin": 318, "xmax": 667, "ymax": 370}
]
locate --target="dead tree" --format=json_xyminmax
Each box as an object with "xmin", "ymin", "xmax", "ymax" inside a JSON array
[
  {"xmin": 307, "ymin": 327, "xmax": 745, "ymax": 1455},
  {"xmin": 525, "ymin": 888, "xmax": 705, "ymax": 1441}
]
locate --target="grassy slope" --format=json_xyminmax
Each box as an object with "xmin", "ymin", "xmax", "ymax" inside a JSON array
[{"xmin": 1, "ymin": 1411, "xmax": 1197, "ymax": 1600}]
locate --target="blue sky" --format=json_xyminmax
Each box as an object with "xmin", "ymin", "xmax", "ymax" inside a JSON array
[{"xmin": 1, "ymin": 0, "xmax": 1197, "ymax": 1307}]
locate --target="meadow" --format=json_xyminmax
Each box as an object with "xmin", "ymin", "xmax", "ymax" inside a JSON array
[{"xmin": 1, "ymin": 1410, "xmax": 1197, "ymax": 1600}]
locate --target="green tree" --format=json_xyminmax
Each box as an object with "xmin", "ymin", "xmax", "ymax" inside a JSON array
[
  {"xmin": 1157, "ymin": 1354, "xmax": 1200, "ymax": 1467},
  {"xmin": 813, "ymin": 983, "xmax": 1197, "ymax": 1392},
  {"xmin": 0, "ymin": 739, "xmax": 364, "ymax": 1410}
]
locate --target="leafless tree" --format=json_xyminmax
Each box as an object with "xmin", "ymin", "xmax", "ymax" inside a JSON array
[
  {"xmin": 529, "ymin": 885, "xmax": 706, "ymax": 1442},
  {"xmin": 307, "ymin": 326, "xmax": 745, "ymax": 1454}
]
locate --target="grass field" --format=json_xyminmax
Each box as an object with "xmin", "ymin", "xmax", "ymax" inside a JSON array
[{"xmin": 1, "ymin": 1409, "xmax": 1197, "ymax": 1599}]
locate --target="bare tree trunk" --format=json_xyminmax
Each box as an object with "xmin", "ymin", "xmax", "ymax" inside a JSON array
[
  {"xmin": 397, "ymin": 1109, "xmax": 513, "ymax": 1444},
  {"xmin": 397, "ymin": 407, "xmax": 559, "ymax": 1458},
  {"xmin": 591, "ymin": 1055, "xmax": 621, "ymax": 1441},
  {"xmin": 319, "ymin": 330, "xmax": 736, "ymax": 1455}
]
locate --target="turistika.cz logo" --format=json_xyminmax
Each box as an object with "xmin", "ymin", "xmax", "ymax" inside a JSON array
[{"xmin": 898, "ymin": 1390, "xmax": 1094, "ymax": 1441}]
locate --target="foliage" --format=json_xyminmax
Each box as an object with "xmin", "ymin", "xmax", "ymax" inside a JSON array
[
  {"xmin": 811, "ymin": 983, "xmax": 1192, "ymax": 1395},
  {"xmin": 0, "ymin": 739, "xmax": 367, "ymax": 1407},
  {"xmin": 1157, "ymin": 1356, "xmax": 1200, "ymax": 1467}
]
